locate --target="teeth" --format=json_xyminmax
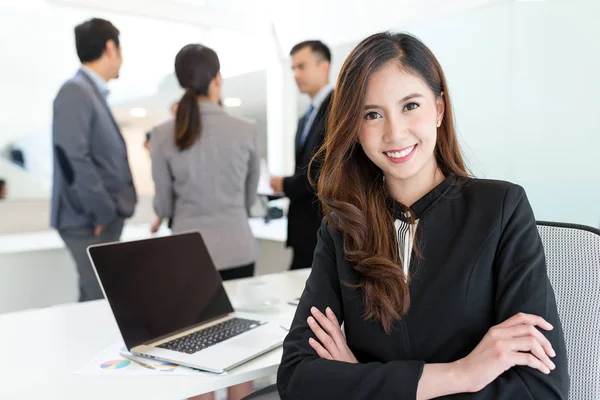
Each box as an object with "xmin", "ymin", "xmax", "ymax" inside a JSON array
[{"xmin": 386, "ymin": 146, "xmax": 414, "ymax": 159}]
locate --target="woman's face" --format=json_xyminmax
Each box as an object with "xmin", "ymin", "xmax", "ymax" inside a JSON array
[{"xmin": 358, "ymin": 62, "xmax": 445, "ymax": 187}]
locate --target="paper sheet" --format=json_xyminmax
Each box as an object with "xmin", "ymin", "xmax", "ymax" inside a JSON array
[{"xmin": 76, "ymin": 341, "xmax": 225, "ymax": 376}]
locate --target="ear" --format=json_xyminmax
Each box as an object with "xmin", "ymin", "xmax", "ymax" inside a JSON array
[
  {"xmin": 214, "ymin": 71, "xmax": 223, "ymax": 87},
  {"xmin": 436, "ymin": 92, "xmax": 445, "ymax": 124},
  {"xmin": 104, "ymin": 39, "xmax": 118, "ymax": 58},
  {"xmin": 320, "ymin": 60, "xmax": 331, "ymax": 76}
]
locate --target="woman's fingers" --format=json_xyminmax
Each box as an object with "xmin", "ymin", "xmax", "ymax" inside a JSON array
[
  {"xmin": 309, "ymin": 337, "xmax": 333, "ymax": 360},
  {"xmin": 509, "ymin": 324, "xmax": 556, "ymax": 358},
  {"xmin": 498, "ymin": 312, "xmax": 553, "ymax": 331},
  {"xmin": 507, "ymin": 337, "xmax": 556, "ymax": 372},
  {"xmin": 510, "ymin": 350, "xmax": 552, "ymax": 375},
  {"xmin": 325, "ymin": 307, "xmax": 340, "ymax": 328},
  {"xmin": 307, "ymin": 316, "xmax": 338, "ymax": 355},
  {"xmin": 310, "ymin": 307, "xmax": 344, "ymax": 345}
]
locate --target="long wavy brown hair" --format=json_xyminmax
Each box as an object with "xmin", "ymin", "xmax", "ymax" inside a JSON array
[{"xmin": 314, "ymin": 32, "xmax": 469, "ymax": 334}]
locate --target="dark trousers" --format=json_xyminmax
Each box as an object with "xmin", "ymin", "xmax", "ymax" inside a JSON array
[
  {"xmin": 59, "ymin": 218, "xmax": 124, "ymax": 302},
  {"xmin": 290, "ymin": 247, "xmax": 314, "ymax": 270},
  {"xmin": 219, "ymin": 263, "xmax": 255, "ymax": 281}
]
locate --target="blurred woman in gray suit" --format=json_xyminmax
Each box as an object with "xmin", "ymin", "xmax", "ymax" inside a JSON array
[
  {"xmin": 151, "ymin": 44, "xmax": 260, "ymax": 278},
  {"xmin": 150, "ymin": 44, "xmax": 259, "ymax": 399}
]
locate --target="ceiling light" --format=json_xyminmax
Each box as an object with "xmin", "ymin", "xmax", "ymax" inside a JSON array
[
  {"xmin": 223, "ymin": 98, "xmax": 242, "ymax": 107},
  {"xmin": 130, "ymin": 108, "xmax": 147, "ymax": 118}
]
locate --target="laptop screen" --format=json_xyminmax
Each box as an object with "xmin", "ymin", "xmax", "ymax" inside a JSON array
[{"xmin": 88, "ymin": 232, "xmax": 234, "ymax": 349}]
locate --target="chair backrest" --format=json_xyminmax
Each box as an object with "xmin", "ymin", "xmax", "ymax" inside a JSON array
[{"xmin": 537, "ymin": 221, "xmax": 600, "ymax": 400}]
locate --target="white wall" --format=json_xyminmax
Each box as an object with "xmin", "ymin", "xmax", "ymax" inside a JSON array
[
  {"xmin": 406, "ymin": 0, "xmax": 600, "ymax": 227},
  {"xmin": 3, "ymin": 0, "xmax": 599, "ymax": 227},
  {"xmin": 0, "ymin": 159, "xmax": 51, "ymax": 199},
  {"xmin": 319, "ymin": 0, "xmax": 599, "ymax": 227},
  {"xmin": 0, "ymin": 2, "xmax": 273, "ymax": 201}
]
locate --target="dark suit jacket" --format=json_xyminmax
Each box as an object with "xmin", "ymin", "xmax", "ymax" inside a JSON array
[
  {"xmin": 278, "ymin": 178, "xmax": 569, "ymax": 399},
  {"xmin": 283, "ymin": 91, "xmax": 333, "ymax": 254},
  {"xmin": 51, "ymin": 69, "xmax": 137, "ymax": 230}
]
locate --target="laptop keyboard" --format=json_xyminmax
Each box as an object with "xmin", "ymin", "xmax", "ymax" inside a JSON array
[{"xmin": 158, "ymin": 317, "xmax": 263, "ymax": 354}]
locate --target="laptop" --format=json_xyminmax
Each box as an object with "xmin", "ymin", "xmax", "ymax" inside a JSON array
[{"xmin": 87, "ymin": 231, "xmax": 286, "ymax": 373}]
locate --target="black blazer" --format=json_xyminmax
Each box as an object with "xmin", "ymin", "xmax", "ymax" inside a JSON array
[
  {"xmin": 277, "ymin": 177, "xmax": 569, "ymax": 399},
  {"xmin": 283, "ymin": 91, "xmax": 333, "ymax": 251}
]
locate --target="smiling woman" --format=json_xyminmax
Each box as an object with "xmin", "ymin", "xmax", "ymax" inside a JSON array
[
  {"xmin": 316, "ymin": 31, "xmax": 469, "ymax": 332},
  {"xmin": 277, "ymin": 32, "xmax": 570, "ymax": 400}
]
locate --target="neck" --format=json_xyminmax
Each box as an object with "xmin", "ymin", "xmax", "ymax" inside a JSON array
[
  {"xmin": 82, "ymin": 62, "xmax": 110, "ymax": 82},
  {"xmin": 308, "ymin": 82, "xmax": 328, "ymax": 100},
  {"xmin": 197, "ymin": 95, "xmax": 220, "ymax": 104},
  {"xmin": 386, "ymin": 159, "xmax": 445, "ymax": 206},
  {"xmin": 197, "ymin": 89, "xmax": 221, "ymax": 104}
]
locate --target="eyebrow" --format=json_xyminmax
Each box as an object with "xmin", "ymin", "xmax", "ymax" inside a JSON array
[{"xmin": 364, "ymin": 93, "xmax": 424, "ymax": 109}]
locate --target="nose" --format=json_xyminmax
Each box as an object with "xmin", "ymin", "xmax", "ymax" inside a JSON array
[{"xmin": 383, "ymin": 115, "xmax": 410, "ymax": 144}]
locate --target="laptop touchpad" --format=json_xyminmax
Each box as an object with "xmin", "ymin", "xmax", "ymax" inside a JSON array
[{"xmin": 228, "ymin": 331, "xmax": 283, "ymax": 349}]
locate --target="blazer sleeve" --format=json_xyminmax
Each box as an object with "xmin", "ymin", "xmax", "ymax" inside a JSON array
[
  {"xmin": 277, "ymin": 218, "xmax": 425, "ymax": 399},
  {"xmin": 150, "ymin": 128, "xmax": 174, "ymax": 219},
  {"xmin": 282, "ymin": 126, "xmax": 324, "ymax": 202},
  {"xmin": 244, "ymin": 125, "xmax": 260, "ymax": 212},
  {"xmin": 474, "ymin": 185, "xmax": 570, "ymax": 399},
  {"xmin": 53, "ymin": 82, "xmax": 116, "ymax": 226}
]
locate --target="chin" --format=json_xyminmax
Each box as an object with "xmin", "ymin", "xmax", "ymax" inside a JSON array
[
  {"xmin": 382, "ymin": 163, "xmax": 422, "ymax": 183},
  {"xmin": 387, "ymin": 170, "xmax": 417, "ymax": 182}
]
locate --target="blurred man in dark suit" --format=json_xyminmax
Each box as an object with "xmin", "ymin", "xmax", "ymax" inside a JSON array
[{"xmin": 270, "ymin": 40, "xmax": 333, "ymax": 270}]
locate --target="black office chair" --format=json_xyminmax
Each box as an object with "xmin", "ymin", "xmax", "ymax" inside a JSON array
[
  {"xmin": 242, "ymin": 383, "xmax": 279, "ymax": 400},
  {"xmin": 537, "ymin": 221, "xmax": 600, "ymax": 400}
]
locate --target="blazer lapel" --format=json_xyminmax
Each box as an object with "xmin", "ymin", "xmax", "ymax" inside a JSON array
[
  {"xmin": 77, "ymin": 70, "xmax": 125, "ymax": 145},
  {"xmin": 297, "ymin": 92, "xmax": 333, "ymax": 156},
  {"xmin": 300, "ymin": 119, "xmax": 319, "ymax": 155},
  {"xmin": 295, "ymin": 116, "xmax": 307, "ymax": 155}
]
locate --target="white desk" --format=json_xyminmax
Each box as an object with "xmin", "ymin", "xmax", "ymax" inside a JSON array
[
  {"xmin": 0, "ymin": 269, "xmax": 310, "ymax": 399},
  {"xmin": 248, "ymin": 217, "xmax": 287, "ymax": 243},
  {"xmin": 0, "ymin": 218, "xmax": 287, "ymax": 254}
]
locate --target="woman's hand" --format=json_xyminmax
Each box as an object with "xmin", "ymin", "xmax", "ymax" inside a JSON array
[
  {"xmin": 150, "ymin": 217, "xmax": 163, "ymax": 234},
  {"xmin": 455, "ymin": 312, "xmax": 556, "ymax": 393},
  {"xmin": 307, "ymin": 306, "xmax": 358, "ymax": 364}
]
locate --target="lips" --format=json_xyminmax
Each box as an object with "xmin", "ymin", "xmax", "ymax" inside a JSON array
[
  {"xmin": 382, "ymin": 144, "xmax": 417, "ymax": 164},
  {"xmin": 384, "ymin": 145, "xmax": 416, "ymax": 159}
]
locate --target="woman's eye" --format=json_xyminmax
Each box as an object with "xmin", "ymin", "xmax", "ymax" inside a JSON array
[
  {"xmin": 364, "ymin": 111, "xmax": 381, "ymax": 120},
  {"xmin": 404, "ymin": 102, "xmax": 419, "ymax": 111}
]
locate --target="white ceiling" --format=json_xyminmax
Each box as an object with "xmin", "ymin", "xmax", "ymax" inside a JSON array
[{"xmin": 48, "ymin": 0, "xmax": 508, "ymax": 50}]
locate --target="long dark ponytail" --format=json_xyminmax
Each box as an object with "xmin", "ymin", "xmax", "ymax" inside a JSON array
[{"xmin": 174, "ymin": 44, "xmax": 220, "ymax": 151}]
